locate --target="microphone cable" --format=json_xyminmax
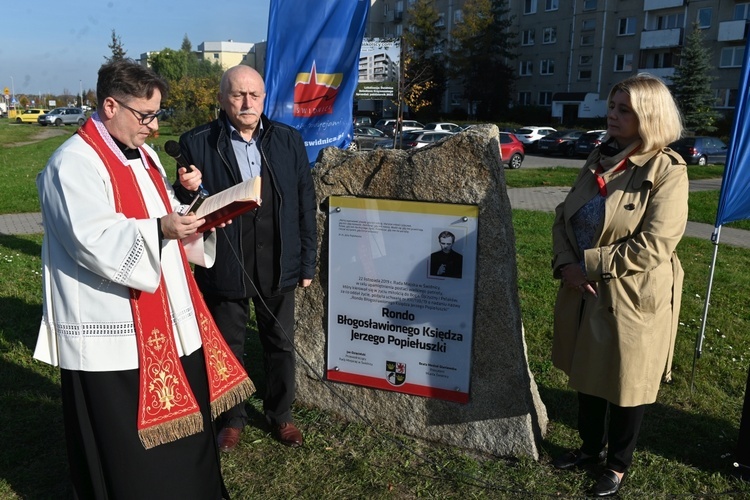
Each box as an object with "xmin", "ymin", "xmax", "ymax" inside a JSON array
[
  {"xmin": 215, "ymin": 229, "xmax": 749, "ymax": 499},
  {"xmin": 217, "ymin": 229, "xmax": 566, "ymax": 498}
]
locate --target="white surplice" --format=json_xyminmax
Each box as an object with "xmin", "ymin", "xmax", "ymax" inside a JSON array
[{"xmin": 34, "ymin": 122, "xmax": 216, "ymax": 372}]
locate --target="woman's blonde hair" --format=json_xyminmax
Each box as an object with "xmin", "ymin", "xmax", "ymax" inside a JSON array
[{"xmin": 607, "ymin": 73, "xmax": 683, "ymax": 152}]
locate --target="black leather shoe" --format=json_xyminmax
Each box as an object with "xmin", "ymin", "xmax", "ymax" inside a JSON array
[
  {"xmin": 552, "ymin": 449, "xmax": 606, "ymax": 470},
  {"xmin": 590, "ymin": 469, "xmax": 625, "ymax": 497}
]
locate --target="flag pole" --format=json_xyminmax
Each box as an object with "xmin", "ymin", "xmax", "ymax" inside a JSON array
[{"xmin": 691, "ymin": 225, "xmax": 722, "ymax": 394}]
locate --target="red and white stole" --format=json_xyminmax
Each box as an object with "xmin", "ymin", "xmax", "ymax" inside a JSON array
[{"xmin": 78, "ymin": 116, "xmax": 255, "ymax": 449}]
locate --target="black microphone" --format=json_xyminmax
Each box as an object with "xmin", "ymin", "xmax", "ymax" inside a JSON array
[
  {"xmin": 165, "ymin": 140, "xmax": 192, "ymax": 172},
  {"xmin": 165, "ymin": 140, "xmax": 209, "ymax": 213}
]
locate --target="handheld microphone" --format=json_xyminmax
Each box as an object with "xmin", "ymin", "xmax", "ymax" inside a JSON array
[
  {"xmin": 165, "ymin": 140, "xmax": 209, "ymax": 213},
  {"xmin": 165, "ymin": 140, "xmax": 192, "ymax": 172}
]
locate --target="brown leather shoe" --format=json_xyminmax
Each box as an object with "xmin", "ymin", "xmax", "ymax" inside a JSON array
[
  {"xmin": 273, "ymin": 422, "xmax": 303, "ymax": 447},
  {"xmin": 217, "ymin": 426, "xmax": 242, "ymax": 453}
]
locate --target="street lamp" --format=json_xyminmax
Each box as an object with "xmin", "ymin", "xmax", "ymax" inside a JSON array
[{"xmin": 10, "ymin": 76, "xmax": 14, "ymax": 101}]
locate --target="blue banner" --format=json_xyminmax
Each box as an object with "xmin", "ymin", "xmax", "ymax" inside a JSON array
[
  {"xmin": 716, "ymin": 36, "xmax": 750, "ymax": 226},
  {"xmin": 264, "ymin": 0, "xmax": 370, "ymax": 164}
]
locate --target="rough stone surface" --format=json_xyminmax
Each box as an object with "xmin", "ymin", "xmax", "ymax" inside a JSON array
[{"xmin": 294, "ymin": 124, "xmax": 548, "ymax": 458}]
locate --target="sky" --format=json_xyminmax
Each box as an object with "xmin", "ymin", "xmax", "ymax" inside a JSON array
[{"xmin": 2, "ymin": 0, "xmax": 271, "ymax": 101}]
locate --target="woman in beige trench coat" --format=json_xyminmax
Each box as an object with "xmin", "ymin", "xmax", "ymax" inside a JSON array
[{"xmin": 550, "ymin": 74, "xmax": 688, "ymax": 497}]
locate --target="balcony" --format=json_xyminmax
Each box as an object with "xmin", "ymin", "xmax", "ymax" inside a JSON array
[
  {"xmin": 640, "ymin": 67, "xmax": 676, "ymax": 82},
  {"xmin": 644, "ymin": 0, "xmax": 684, "ymax": 11},
  {"xmin": 718, "ymin": 20, "xmax": 747, "ymax": 42},
  {"xmin": 640, "ymin": 28, "xmax": 682, "ymax": 49}
]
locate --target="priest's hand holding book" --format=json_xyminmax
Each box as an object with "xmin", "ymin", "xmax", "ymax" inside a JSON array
[{"xmin": 174, "ymin": 163, "xmax": 262, "ymax": 234}]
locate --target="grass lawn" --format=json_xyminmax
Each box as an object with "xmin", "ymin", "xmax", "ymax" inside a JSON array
[{"xmin": 1, "ymin": 122, "xmax": 749, "ymax": 498}]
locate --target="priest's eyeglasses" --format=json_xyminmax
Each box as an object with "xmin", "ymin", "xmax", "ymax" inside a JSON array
[{"xmin": 114, "ymin": 98, "xmax": 164, "ymax": 125}]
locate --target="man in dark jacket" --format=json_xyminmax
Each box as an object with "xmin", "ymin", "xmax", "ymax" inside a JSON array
[{"xmin": 174, "ymin": 65, "xmax": 317, "ymax": 451}]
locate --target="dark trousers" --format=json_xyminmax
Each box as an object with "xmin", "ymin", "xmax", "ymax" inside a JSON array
[
  {"xmin": 205, "ymin": 290, "xmax": 296, "ymax": 428},
  {"xmin": 62, "ymin": 349, "xmax": 226, "ymax": 500},
  {"xmin": 578, "ymin": 392, "xmax": 646, "ymax": 473}
]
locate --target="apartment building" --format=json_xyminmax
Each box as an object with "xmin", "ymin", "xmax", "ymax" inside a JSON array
[
  {"xmin": 198, "ymin": 41, "xmax": 267, "ymax": 73},
  {"xmin": 366, "ymin": 0, "xmax": 749, "ymax": 120}
]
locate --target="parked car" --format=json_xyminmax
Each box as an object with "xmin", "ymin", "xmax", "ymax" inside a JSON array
[
  {"xmin": 537, "ymin": 130, "xmax": 585, "ymax": 157},
  {"xmin": 423, "ymin": 122, "xmax": 463, "ymax": 133},
  {"xmin": 514, "ymin": 126, "xmax": 557, "ymax": 151},
  {"xmin": 38, "ymin": 107, "xmax": 86, "ymax": 126},
  {"xmin": 15, "ymin": 108, "xmax": 50, "ymax": 124},
  {"xmin": 353, "ymin": 116, "xmax": 373, "ymax": 127},
  {"xmin": 499, "ymin": 132, "xmax": 525, "ymax": 169},
  {"xmin": 395, "ymin": 130, "xmax": 454, "ymax": 149},
  {"xmin": 347, "ymin": 126, "xmax": 388, "ymax": 151},
  {"xmin": 574, "ymin": 130, "xmax": 607, "ymax": 157},
  {"xmin": 669, "ymin": 136, "xmax": 728, "ymax": 166},
  {"xmin": 374, "ymin": 119, "xmax": 425, "ymax": 137}
]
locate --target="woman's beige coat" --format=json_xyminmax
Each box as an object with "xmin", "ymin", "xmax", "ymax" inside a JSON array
[{"xmin": 552, "ymin": 147, "xmax": 688, "ymax": 407}]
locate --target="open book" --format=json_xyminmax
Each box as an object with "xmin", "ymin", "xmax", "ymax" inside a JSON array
[{"xmin": 189, "ymin": 177, "xmax": 261, "ymax": 233}]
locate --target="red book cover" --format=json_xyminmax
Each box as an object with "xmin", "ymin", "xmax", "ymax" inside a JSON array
[{"xmin": 191, "ymin": 177, "xmax": 262, "ymax": 233}]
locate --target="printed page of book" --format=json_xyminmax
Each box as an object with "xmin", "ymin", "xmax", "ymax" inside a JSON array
[{"xmin": 195, "ymin": 176, "xmax": 262, "ymax": 219}]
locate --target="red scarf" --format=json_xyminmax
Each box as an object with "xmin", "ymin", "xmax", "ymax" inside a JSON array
[{"xmin": 78, "ymin": 116, "xmax": 254, "ymax": 449}]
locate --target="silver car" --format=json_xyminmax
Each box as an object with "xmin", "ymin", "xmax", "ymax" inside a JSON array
[{"xmin": 38, "ymin": 107, "xmax": 86, "ymax": 126}]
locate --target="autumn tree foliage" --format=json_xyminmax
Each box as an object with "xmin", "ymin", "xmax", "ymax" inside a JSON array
[
  {"xmin": 401, "ymin": 0, "xmax": 446, "ymax": 115},
  {"xmin": 149, "ymin": 48, "xmax": 223, "ymax": 133},
  {"xmin": 450, "ymin": 0, "xmax": 517, "ymax": 119}
]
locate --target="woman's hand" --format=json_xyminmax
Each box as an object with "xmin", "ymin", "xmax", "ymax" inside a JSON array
[{"xmin": 560, "ymin": 263, "xmax": 598, "ymax": 297}]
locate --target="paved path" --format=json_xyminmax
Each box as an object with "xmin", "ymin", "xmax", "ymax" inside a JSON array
[{"xmin": 2, "ymin": 178, "xmax": 748, "ymax": 248}]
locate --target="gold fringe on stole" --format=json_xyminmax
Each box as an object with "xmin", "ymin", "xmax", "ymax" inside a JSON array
[
  {"xmin": 138, "ymin": 412, "xmax": 204, "ymax": 450},
  {"xmin": 210, "ymin": 378, "xmax": 256, "ymax": 420}
]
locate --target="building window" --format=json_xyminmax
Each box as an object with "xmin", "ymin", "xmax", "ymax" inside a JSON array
[
  {"xmin": 657, "ymin": 13, "xmax": 684, "ymax": 30},
  {"xmin": 545, "ymin": 0, "xmax": 558, "ymax": 11},
  {"xmin": 518, "ymin": 92, "xmax": 532, "ymax": 105},
  {"xmin": 436, "ymin": 13, "xmax": 445, "ymax": 27},
  {"xmin": 451, "ymin": 92, "xmax": 462, "ymax": 106},
  {"xmin": 213, "ymin": 53, "xmax": 219, "ymax": 59},
  {"xmin": 618, "ymin": 17, "xmax": 636, "ymax": 36},
  {"xmin": 614, "ymin": 53, "xmax": 633, "ymax": 72},
  {"xmin": 583, "ymin": 0, "xmax": 597, "ymax": 11},
  {"xmin": 524, "ymin": 0, "xmax": 537, "ymax": 15},
  {"xmin": 721, "ymin": 46, "xmax": 745, "ymax": 68},
  {"xmin": 735, "ymin": 3, "xmax": 750, "ymax": 21},
  {"xmin": 543, "ymin": 27, "xmax": 557, "ymax": 44},
  {"xmin": 716, "ymin": 88, "xmax": 738, "ymax": 108},
  {"xmin": 579, "ymin": 55, "xmax": 593, "ymax": 65},
  {"xmin": 697, "ymin": 8, "xmax": 712, "ymax": 29},
  {"xmin": 580, "ymin": 34, "xmax": 595, "ymax": 46},
  {"xmin": 540, "ymin": 59, "xmax": 555, "ymax": 75},
  {"xmin": 454, "ymin": 9, "xmax": 463, "ymax": 23},
  {"xmin": 650, "ymin": 52, "xmax": 673, "ymax": 68},
  {"xmin": 582, "ymin": 19, "xmax": 596, "ymax": 31},
  {"xmin": 539, "ymin": 91, "xmax": 553, "ymax": 106},
  {"xmin": 519, "ymin": 60, "xmax": 533, "ymax": 76},
  {"xmin": 522, "ymin": 29, "xmax": 535, "ymax": 46},
  {"xmin": 578, "ymin": 69, "xmax": 592, "ymax": 80}
]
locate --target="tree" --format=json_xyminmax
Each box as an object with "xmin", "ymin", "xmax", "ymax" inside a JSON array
[
  {"xmin": 449, "ymin": 0, "xmax": 517, "ymax": 120},
  {"xmin": 149, "ymin": 48, "xmax": 223, "ymax": 133},
  {"xmin": 106, "ymin": 29, "xmax": 127, "ymax": 62},
  {"xmin": 402, "ymin": 0, "xmax": 446, "ymax": 116},
  {"xmin": 181, "ymin": 35, "xmax": 192, "ymax": 53},
  {"xmin": 670, "ymin": 23, "xmax": 720, "ymax": 134}
]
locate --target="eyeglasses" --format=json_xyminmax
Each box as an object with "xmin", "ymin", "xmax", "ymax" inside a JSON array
[{"xmin": 113, "ymin": 98, "xmax": 164, "ymax": 125}]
